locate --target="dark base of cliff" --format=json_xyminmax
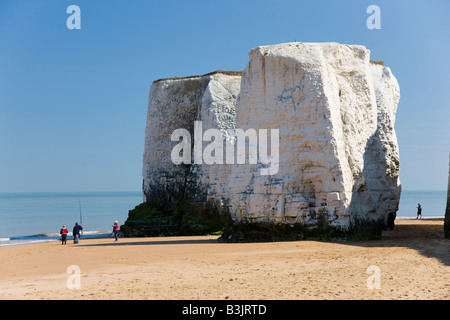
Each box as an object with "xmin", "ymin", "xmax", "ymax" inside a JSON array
[
  {"xmin": 120, "ymin": 202, "xmax": 226, "ymax": 237},
  {"xmin": 219, "ymin": 219, "xmax": 384, "ymax": 243},
  {"xmin": 445, "ymin": 218, "xmax": 450, "ymax": 239},
  {"xmin": 121, "ymin": 202, "xmax": 389, "ymax": 242}
]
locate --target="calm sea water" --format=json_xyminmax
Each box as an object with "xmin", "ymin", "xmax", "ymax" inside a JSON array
[
  {"xmin": 0, "ymin": 191, "xmax": 143, "ymax": 245},
  {"xmin": 0, "ymin": 190, "xmax": 446, "ymax": 246},
  {"xmin": 396, "ymin": 190, "xmax": 446, "ymax": 219}
]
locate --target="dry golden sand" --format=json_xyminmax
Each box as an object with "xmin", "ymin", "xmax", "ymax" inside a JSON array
[{"xmin": 0, "ymin": 219, "xmax": 449, "ymax": 300}]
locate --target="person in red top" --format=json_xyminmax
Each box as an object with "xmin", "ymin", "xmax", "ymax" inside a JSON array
[
  {"xmin": 60, "ymin": 225, "xmax": 68, "ymax": 245},
  {"xmin": 112, "ymin": 220, "xmax": 119, "ymax": 242}
]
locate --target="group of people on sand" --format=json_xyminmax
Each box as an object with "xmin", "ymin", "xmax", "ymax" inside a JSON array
[{"xmin": 59, "ymin": 221, "xmax": 120, "ymax": 245}]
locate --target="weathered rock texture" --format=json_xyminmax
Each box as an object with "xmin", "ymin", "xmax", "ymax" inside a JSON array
[
  {"xmin": 122, "ymin": 71, "xmax": 242, "ymax": 237},
  {"xmin": 445, "ymin": 154, "xmax": 450, "ymax": 239},
  {"xmin": 131, "ymin": 71, "xmax": 241, "ymax": 235},
  {"xmin": 127, "ymin": 42, "xmax": 401, "ymax": 241},
  {"xmin": 223, "ymin": 42, "xmax": 401, "ymax": 240}
]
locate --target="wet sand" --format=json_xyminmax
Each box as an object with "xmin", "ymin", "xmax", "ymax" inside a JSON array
[{"xmin": 0, "ymin": 219, "xmax": 449, "ymax": 300}]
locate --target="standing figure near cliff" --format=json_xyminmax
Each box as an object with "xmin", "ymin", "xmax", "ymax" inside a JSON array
[
  {"xmin": 112, "ymin": 221, "xmax": 119, "ymax": 241},
  {"xmin": 73, "ymin": 222, "xmax": 83, "ymax": 243},
  {"xmin": 417, "ymin": 203, "xmax": 422, "ymax": 219}
]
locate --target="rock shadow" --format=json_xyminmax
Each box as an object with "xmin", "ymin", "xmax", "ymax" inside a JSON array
[
  {"xmin": 78, "ymin": 237, "xmax": 219, "ymax": 247},
  {"xmin": 345, "ymin": 219, "xmax": 450, "ymax": 267}
]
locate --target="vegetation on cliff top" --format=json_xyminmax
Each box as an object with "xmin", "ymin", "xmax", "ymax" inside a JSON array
[
  {"xmin": 154, "ymin": 70, "xmax": 243, "ymax": 83},
  {"xmin": 370, "ymin": 60, "xmax": 384, "ymax": 66}
]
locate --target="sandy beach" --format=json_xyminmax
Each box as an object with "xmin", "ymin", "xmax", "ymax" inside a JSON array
[{"xmin": 0, "ymin": 219, "xmax": 449, "ymax": 300}]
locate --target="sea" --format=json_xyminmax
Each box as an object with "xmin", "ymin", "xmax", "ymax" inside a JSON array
[
  {"xmin": 395, "ymin": 190, "xmax": 447, "ymax": 220},
  {"xmin": 0, "ymin": 191, "xmax": 143, "ymax": 246},
  {"xmin": 0, "ymin": 190, "xmax": 446, "ymax": 246}
]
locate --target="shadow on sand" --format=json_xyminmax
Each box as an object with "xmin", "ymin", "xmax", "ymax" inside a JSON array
[
  {"xmin": 79, "ymin": 219, "xmax": 449, "ymax": 266},
  {"xmin": 346, "ymin": 219, "xmax": 450, "ymax": 266},
  {"xmin": 79, "ymin": 237, "xmax": 219, "ymax": 247}
]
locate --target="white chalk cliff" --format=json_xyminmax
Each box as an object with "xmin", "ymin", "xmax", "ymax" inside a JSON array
[
  {"xmin": 141, "ymin": 42, "xmax": 401, "ymax": 240},
  {"xmin": 142, "ymin": 71, "xmax": 242, "ymax": 214}
]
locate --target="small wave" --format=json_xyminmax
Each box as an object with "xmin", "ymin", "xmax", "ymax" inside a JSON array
[
  {"xmin": 396, "ymin": 216, "xmax": 444, "ymax": 220},
  {"xmin": 10, "ymin": 233, "xmax": 59, "ymax": 239},
  {"xmin": 82, "ymin": 230, "xmax": 109, "ymax": 235},
  {"xmin": 0, "ymin": 238, "xmax": 55, "ymax": 247},
  {"xmin": 0, "ymin": 230, "xmax": 112, "ymax": 246}
]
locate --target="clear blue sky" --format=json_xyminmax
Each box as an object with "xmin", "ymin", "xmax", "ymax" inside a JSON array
[{"xmin": 0, "ymin": 0, "xmax": 449, "ymax": 192}]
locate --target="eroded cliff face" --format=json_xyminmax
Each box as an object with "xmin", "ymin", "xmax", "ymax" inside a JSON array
[
  {"xmin": 366, "ymin": 63, "xmax": 401, "ymax": 229},
  {"xmin": 223, "ymin": 43, "xmax": 401, "ymax": 240},
  {"xmin": 127, "ymin": 42, "xmax": 401, "ymax": 241},
  {"xmin": 142, "ymin": 71, "xmax": 242, "ymax": 215}
]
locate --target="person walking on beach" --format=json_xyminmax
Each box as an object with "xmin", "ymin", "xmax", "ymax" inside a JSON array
[
  {"xmin": 112, "ymin": 220, "xmax": 119, "ymax": 241},
  {"xmin": 73, "ymin": 222, "xmax": 83, "ymax": 244},
  {"xmin": 417, "ymin": 203, "xmax": 422, "ymax": 219},
  {"xmin": 60, "ymin": 225, "xmax": 68, "ymax": 245}
]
